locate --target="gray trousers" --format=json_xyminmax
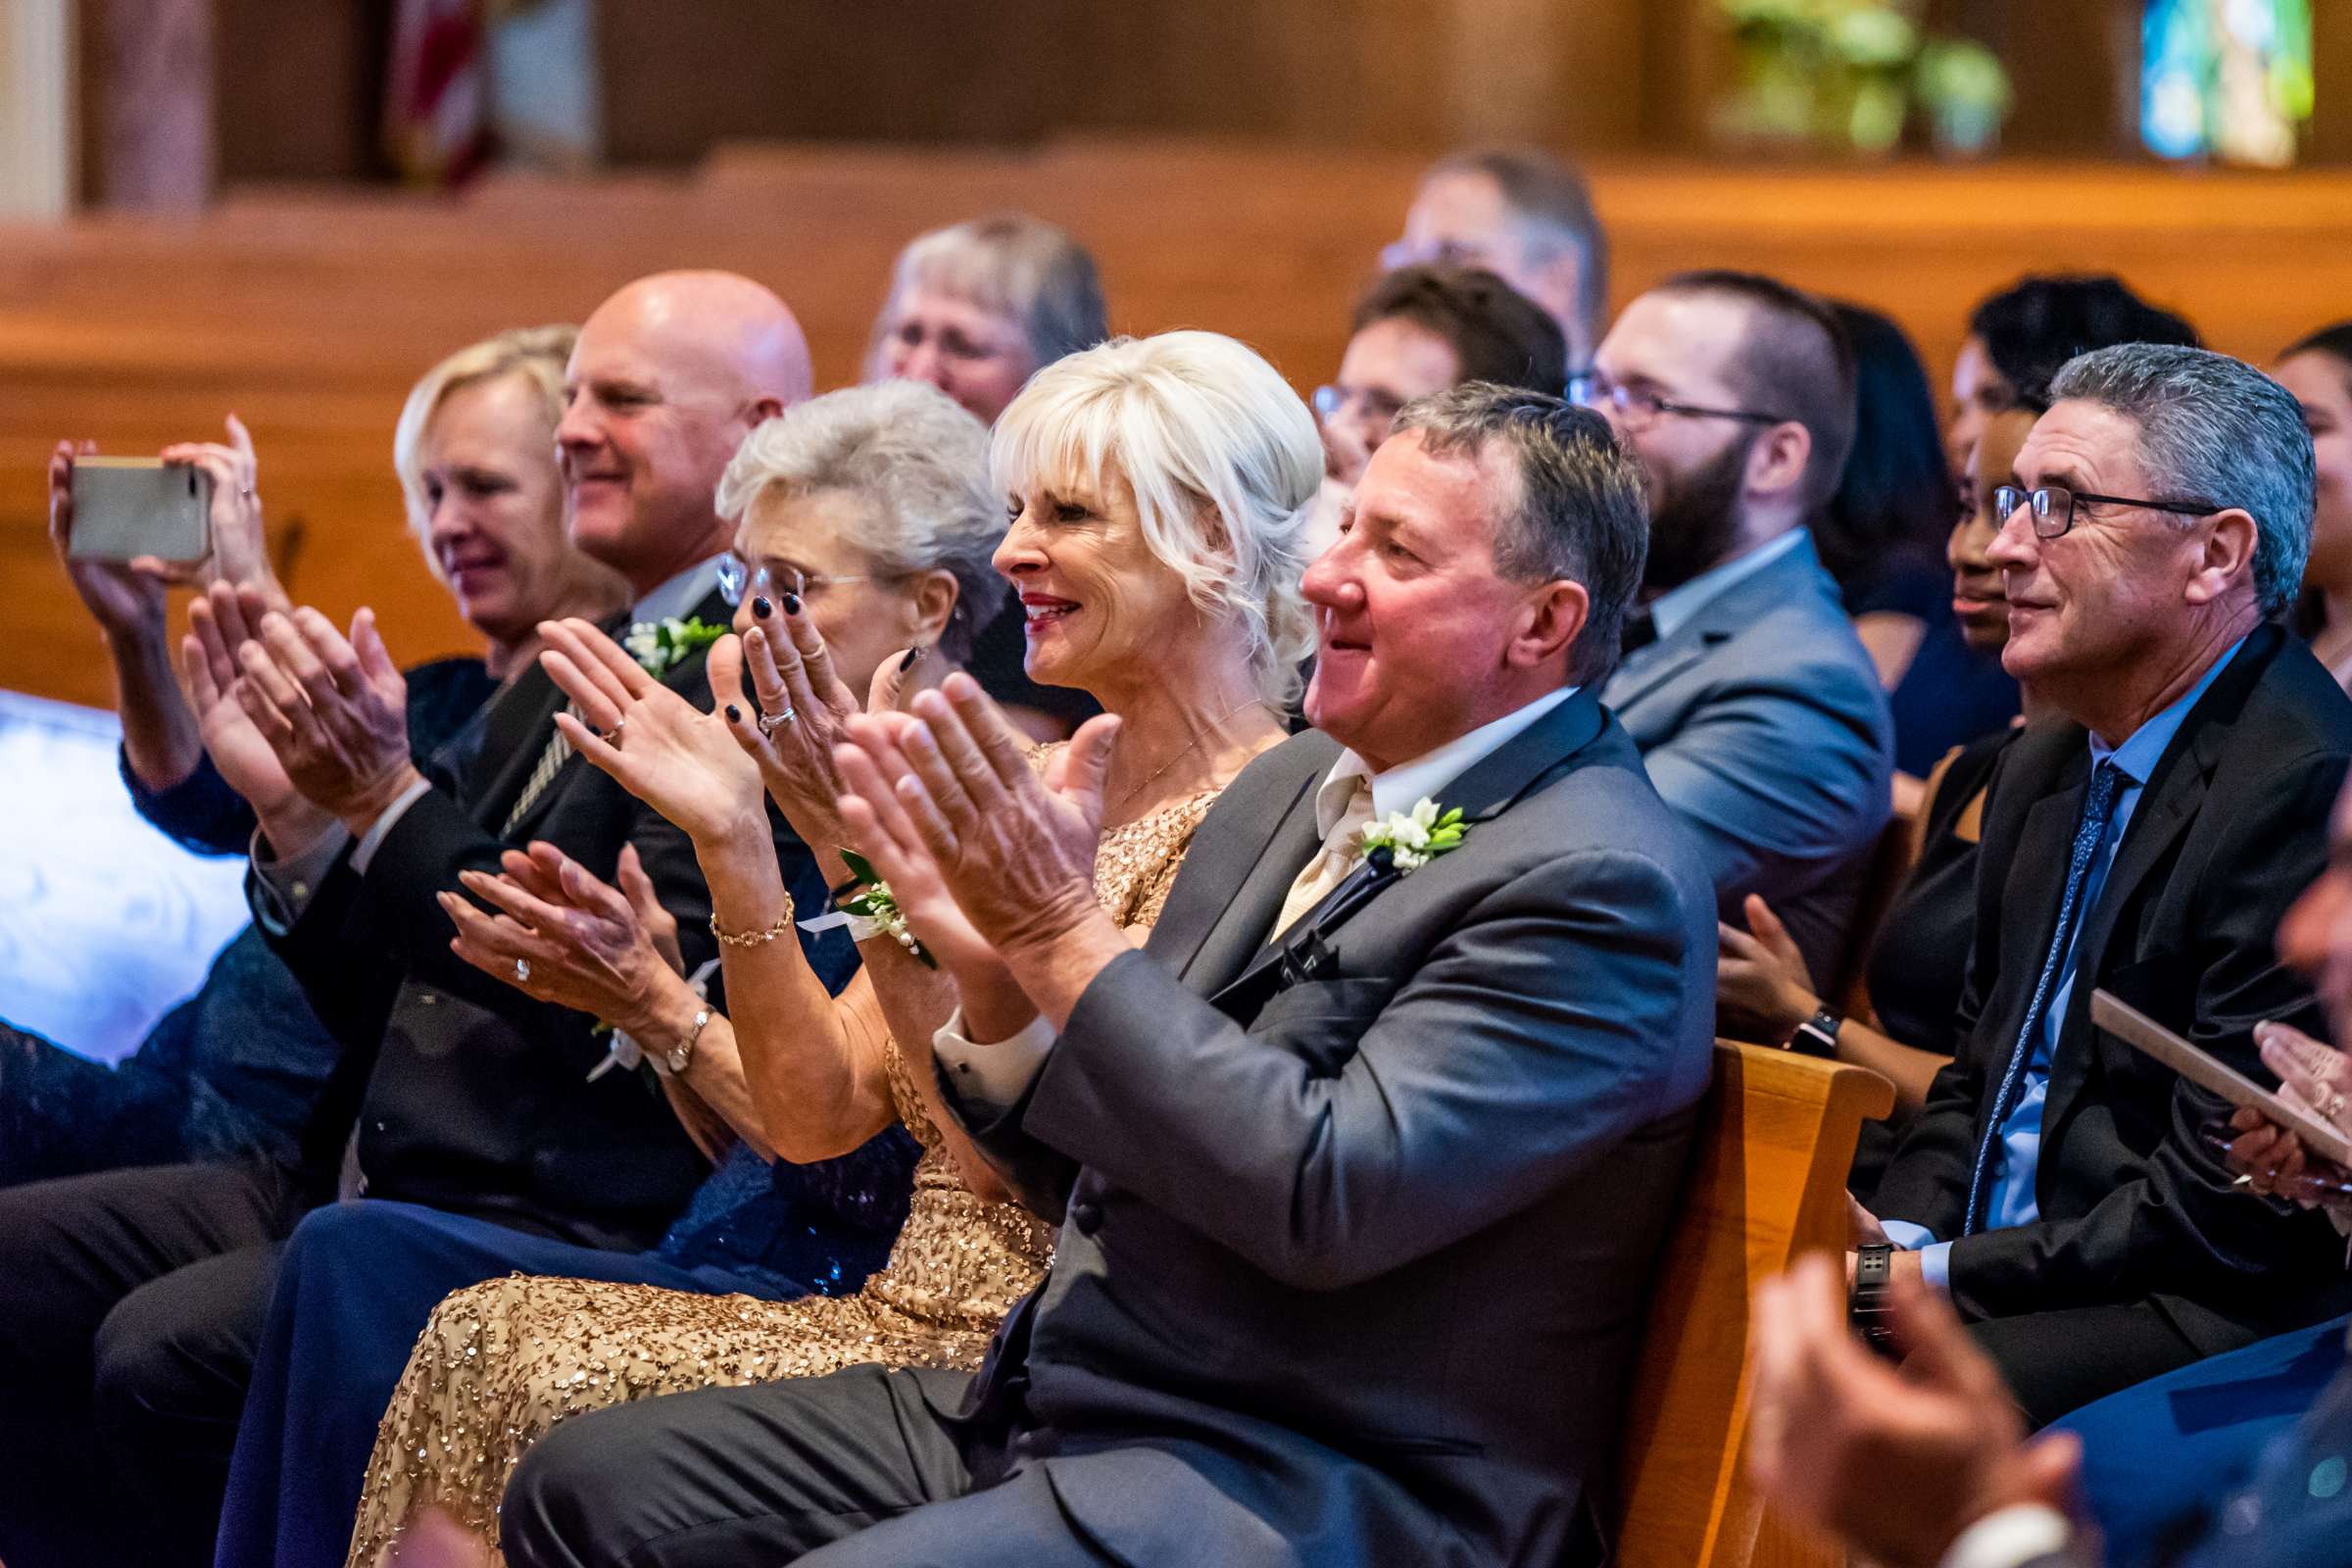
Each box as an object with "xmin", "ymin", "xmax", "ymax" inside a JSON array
[{"xmin": 502, "ymin": 1361, "xmax": 1116, "ymax": 1568}]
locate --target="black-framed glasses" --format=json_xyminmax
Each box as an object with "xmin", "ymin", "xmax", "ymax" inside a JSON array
[
  {"xmin": 1566, "ymin": 373, "xmax": 1791, "ymax": 433},
  {"xmin": 1991, "ymin": 484, "xmax": 2222, "ymax": 541},
  {"xmin": 714, "ymin": 552, "xmax": 876, "ymax": 608}
]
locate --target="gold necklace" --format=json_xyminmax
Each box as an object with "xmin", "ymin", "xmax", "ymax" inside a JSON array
[{"xmin": 1107, "ymin": 695, "xmax": 1270, "ymax": 814}]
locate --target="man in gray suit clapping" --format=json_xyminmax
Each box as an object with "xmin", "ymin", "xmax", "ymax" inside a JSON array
[
  {"xmin": 1577, "ymin": 270, "xmax": 1895, "ymax": 985},
  {"xmin": 500, "ymin": 384, "xmax": 1719, "ymax": 1568}
]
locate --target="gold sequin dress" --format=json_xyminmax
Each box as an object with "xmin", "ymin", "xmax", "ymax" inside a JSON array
[{"xmin": 345, "ymin": 786, "xmax": 1219, "ymax": 1567}]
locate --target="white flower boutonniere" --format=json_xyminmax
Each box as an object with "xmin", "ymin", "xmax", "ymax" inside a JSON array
[
  {"xmin": 623, "ymin": 615, "xmax": 725, "ymax": 678},
  {"xmin": 796, "ymin": 850, "xmax": 937, "ymax": 968},
  {"xmin": 1358, "ymin": 798, "xmax": 1468, "ymax": 874}
]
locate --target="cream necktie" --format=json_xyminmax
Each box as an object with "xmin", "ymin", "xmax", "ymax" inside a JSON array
[{"xmin": 1272, "ymin": 776, "xmax": 1376, "ymax": 941}]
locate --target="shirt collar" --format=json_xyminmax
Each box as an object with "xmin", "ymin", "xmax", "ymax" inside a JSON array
[
  {"xmin": 1315, "ymin": 685, "xmax": 1580, "ymax": 837},
  {"xmin": 2088, "ymin": 634, "xmax": 2247, "ymax": 785},
  {"xmin": 632, "ymin": 558, "xmax": 723, "ymax": 627},
  {"xmin": 1646, "ymin": 527, "xmax": 1808, "ymax": 644}
]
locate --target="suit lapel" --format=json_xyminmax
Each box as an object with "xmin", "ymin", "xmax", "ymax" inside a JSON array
[
  {"xmin": 1602, "ymin": 535, "xmax": 1826, "ymax": 716},
  {"xmin": 1172, "ymin": 766, "xmax": 1324, "ymax": 993},
  {"xmin": 1978, "ymin": 746, "xmax": 2089, "ymax": 1121},
  {"xmin": 464, "ymin": 662, "xmax": 567, "ymax": 827},
  {"xmin": 1213, "ymin": 690, "xmax": 1607, "ymax": 1005}
]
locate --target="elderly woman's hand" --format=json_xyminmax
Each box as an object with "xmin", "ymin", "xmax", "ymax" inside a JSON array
[
  {"xmin": 1717, "ymin": 894, "xmax": 1823, "ymax": 1045},
  {"xmin": 829, "ymin": 710, "xmax": 1003, "ymax": 980},
  {"xmin": 158, "ymin": 416, "xmax": 287, "ymax": 608},
  {"xmin": 2226, "ymin": 1021, "xmax": 2352, "ymax": 1213},
  {"xmin": 708, "ymin": 601, "xmax": 875, "ymax": 847},
  {"xmin": 537, "ymin": 618, "xmax": 770, "ymax": 852},
  {"xmin": 438, "ymin": 841, "xmax": 689, "ymax": 1038}
]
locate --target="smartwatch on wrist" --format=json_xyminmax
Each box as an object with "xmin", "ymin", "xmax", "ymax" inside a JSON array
[
  {"xmin": 1850, "ymin": 1241, "xmax": 1898, "ymax": 1356},
  {"xmin": 1785, "ymin": 1006, "xmax": 1842, "ymax": 1060}
]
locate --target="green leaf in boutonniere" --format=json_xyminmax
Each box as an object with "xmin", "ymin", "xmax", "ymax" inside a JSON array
[
  {"xmin": 828, "ymin": 849, "xmax": 935, "ymax": 968},
  {"xmin": 622, "ymin": 615, "xmax": 725, "ymax": 678},
  {"xmin": 1358, "ymin": 798, "xmax": 1468, "ymax": 874}
]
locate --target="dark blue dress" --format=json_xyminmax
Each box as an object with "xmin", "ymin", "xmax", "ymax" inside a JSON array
[
  {"xmin": 0, "ymin": 660, "xmax": 496, "ymax": 1187},
  {"xmin": 214, "ymin": 1128, "xmax": 917, "ymax": 1568}
]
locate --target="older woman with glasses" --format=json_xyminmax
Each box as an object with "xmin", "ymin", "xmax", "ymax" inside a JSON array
[
  {"xmin": 333, "ymin": 335, "xmax": 1315, "ymax": 1567},
  {"xmin": 211, "ymin": 380, "xmax": 1021, "ymax": 1568}
]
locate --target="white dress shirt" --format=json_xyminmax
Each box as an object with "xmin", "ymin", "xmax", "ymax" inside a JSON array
[{"xmin": 1642, "ymin": 527, "xmax": 1808, "ymax": 644}]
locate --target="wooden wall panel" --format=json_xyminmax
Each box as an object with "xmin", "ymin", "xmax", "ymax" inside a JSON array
[{"xmin": 8, "ymin": 146, "xmax": 2352, "ymax": 713}]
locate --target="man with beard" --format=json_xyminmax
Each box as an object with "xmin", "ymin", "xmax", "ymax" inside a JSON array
[{"xmin": 1578, "ymin": 270, "xmax": 1892, "ymax": 984}]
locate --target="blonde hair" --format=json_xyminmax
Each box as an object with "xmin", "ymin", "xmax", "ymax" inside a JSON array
[
  {"xmin": 991, "ymin": 330, "xmax": 1319, "ymax": 705},
  {"xmin": 715, "ymin": 381, "xmax": 1007, "ymax": 662},
  {"xmin": 392, "ymin": 324, "xmax": 577, "ymax": 563}
]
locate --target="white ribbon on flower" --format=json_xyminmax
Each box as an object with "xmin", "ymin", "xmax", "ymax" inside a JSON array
[{"xmin": 587, "ymin": 956, "xmax": 720, "ymax": 1082}]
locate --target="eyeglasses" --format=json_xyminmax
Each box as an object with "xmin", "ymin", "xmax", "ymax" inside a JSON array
[
  {"xmin": 714, "ymin": 552, "xmax": 876, "ymax": 607},
  {"xmin": 1991, "ymin": 484, "xmax": 2222, "ymax": 541},
  {"xmin": 1566, "ymin": 373, "xmax": 1791, "ymax": 434},
  {"xmin": 1312, "ymin": 383, "xmax": 1410, "ymax": 430}
]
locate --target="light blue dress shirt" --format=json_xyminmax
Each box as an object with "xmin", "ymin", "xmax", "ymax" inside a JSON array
[{"xmin": 1886, "ymin": 637, "xmax": 2246, "ymax": 1286}]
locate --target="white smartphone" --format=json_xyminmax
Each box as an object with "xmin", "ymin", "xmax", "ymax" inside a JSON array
[
  {"xmin": 69, "ymin": 458, "xmax": 212, "ymax": 564},
  {"xmin": 2091, "ymin": 990, "xmax": 2352, "ymax": 1168}
]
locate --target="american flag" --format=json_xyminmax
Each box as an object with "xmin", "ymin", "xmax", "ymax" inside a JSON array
[{"xmin": 384, "ymin": 0, "xmax": 491, "ymax": 186}]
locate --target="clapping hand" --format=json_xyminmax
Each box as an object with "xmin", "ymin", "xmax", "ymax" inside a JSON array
[
  {"xmin": 708, "ymin": 602, "xmax": 870, "ymax": 844},
  {"xmin": 180, "ymin": 584, "xmax": 303, "ymax": 824},
  {"xmin": 440, "ymin": 841, "xmax": 687, "ymax": 1038},
  {"xmin": 833, "ymin": 673, "xmax": 1114, "ymax": 958},
  {"xmin": 2227, "ymin": 1020, "xmax": 2352, "ymax": 1212},
  {"xmin": 536, "ymin": 618, "xmax": 768, "ymax": 851},
  {"xmin": 1747, "ymin": 1252, "xmax": 2084, "ymax": 1568},
  {"xmin": 228, "ymin": 589, "xmax": 420, "ymax": 832}
]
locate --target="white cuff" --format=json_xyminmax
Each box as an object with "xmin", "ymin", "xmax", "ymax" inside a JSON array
[
  {"xmin": 249, "ymin": 820, "xmax": 352, "ymax": 931},
  {"xmin": 1938, "ymin": 1504, "xmax": 2076, "ymax": 1568},
  {"xmin": 931, "ymin": 1005, "xmax": 1056, "ymax": 1114},
  {"xmin": 351, "ymin": 776, "xmax": 437, "ymax": 873}
]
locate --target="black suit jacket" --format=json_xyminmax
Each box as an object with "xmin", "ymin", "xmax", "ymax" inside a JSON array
[
  {"xmin": 1876, "ymin": 625, "xmax": 2352, "ymax": 1348},
  {"xmin": 258, "ymin": 588, "xmax": 844, "ymax": 1251},
  {"xmin": 945, "ymin": 692, "xmax": 1719, "ymax": 1568}
]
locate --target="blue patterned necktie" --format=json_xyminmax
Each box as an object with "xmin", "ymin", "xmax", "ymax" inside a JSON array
[{"xmin": 1963, "ymin": 760, "xmax": 2123, "ymax": 1236}]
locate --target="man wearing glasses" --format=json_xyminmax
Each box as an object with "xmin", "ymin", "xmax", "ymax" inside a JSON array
[
  {"xmin": 1576, "ymin": 269, "xmax": 1893, "ymax": 984},
  {"xmin": 1858, "ymin": 342, "xmax": 2352, "ymax": 1424}
]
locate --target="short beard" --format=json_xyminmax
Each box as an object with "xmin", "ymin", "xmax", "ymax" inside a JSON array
[{"xmin": 1642, "ymin": 433, "xmax": 1755, "ymax": 593}]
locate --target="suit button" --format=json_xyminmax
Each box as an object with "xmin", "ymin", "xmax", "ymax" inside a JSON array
[
  {"xmin": 417, "ymin": 991, "xmax": 438, "ymax": 1005},
  {"xmin": 1070, "ymin": 1200, "xmax": 1102, "ymax": 1235}
]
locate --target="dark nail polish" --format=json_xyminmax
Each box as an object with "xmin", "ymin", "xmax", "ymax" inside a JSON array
[
  {"xmin": 899, "ymin": 645, "xmax": 924, "ymax": 672},
  {"xmin": 725, "ymin": 704, "xmax": 742, "ymax": 723},
  {"xmin": 781, "ymin": 592, "xmax": 803, "ymax": 615},
  {"xmin": 752, "ymin": 596, "xmax": 772, "ymax": 619}
]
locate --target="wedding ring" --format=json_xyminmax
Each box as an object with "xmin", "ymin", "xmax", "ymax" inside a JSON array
[
  {"xmin": 756, "ymin": 707, "xmax": 796, "ymax": 738},
  {"xmin": 2326, "ymin": 1090, "xmax": 2346, "ymax": 1124},
  {"xmin": 514, "ymin": 957, "xmax": 531, "ymax": 984},
  {"xmin": 608, "ymin": 716, "xmax": 625, "ymax": 747}
]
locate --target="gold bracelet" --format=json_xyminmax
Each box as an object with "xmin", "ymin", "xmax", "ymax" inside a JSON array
[{"xmin": 710, "ymin": 892, "xmax": 796, "ymax": 948}]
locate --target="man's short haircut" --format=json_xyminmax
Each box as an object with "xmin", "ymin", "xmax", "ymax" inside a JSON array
[
  {"xmin": 393, "ymin": 323, "xmax": 577, "ymax": 566},
  {"xmin": 1655, "ymin": 269, "xmax": 1859, "ymax": 514},
  {"xmin": 1351, "ymin": 266, "xmax": 1568, "ymax": 395},
  {"xmin": 1425, "ymin": 145, "xmax": 1609, "ymax": 350},
  {"xmin": 1391, "ymin": 382, "xmax": 1648, "ymax": 686},
  {"xmin": 1970, "ymin": 274, "xmax": 2200, "ymax": 414},
  {"xmin": 2282, "ymin": 321, "xmax": 2352, "ymax": 383},
  {"xmin": 2049, "ymin": 342, "xmax": 2314, "ymax": 619},
  {"xmin": 879, "ymin": 213, "xmax": 1108, "ymax": 372},
  {"xmin": 715, "ymin": 380, "xmax": 1008, "ymax": 663}
]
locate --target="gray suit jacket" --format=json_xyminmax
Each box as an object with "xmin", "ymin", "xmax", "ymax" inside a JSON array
[
  {"xmin": 1601, "ymin": 530, "xmax": 1893, "ymax": 981},
  {"xmin": 946, "ymin": 691, "xmax": 1717, "ymax": 1568}
]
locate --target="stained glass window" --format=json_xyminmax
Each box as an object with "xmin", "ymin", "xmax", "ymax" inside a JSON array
[{"xmin": 2142, "ymin": 0, "xmax": 2315, "ymax": 166}]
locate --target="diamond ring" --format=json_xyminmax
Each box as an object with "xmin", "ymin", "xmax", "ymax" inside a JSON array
[
  {"xmin": 756, "ymin": 707, "xmax": 796, "ymax": 739},
  {"xmin": 514, "ymin": 957, "xmax": 531, "ymax": 984}
]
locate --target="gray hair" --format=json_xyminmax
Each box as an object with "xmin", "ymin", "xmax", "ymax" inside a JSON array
[
  {"xmin": 714, "ymin": 380, "xmax": 1008, "ymax": 662},
  {"xmin": 876, "ymin": 213, "xmax": 1107, "ymax": 373},
  {"xmin": 1392, "ymin": 382, "xmax": 1649, "ymax": 686},
  {"xmin": 1425, "ymin": 146, "xmax": 1609, "ymax": 353},
  {"xmin": 2049, "ymin": 343, "xmax": 2314, "ymax": 618}
]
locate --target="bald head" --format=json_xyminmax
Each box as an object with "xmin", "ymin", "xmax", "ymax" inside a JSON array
[{"xmin": 558, "ymin": 270, "xmax": 813, "ymax": 592}]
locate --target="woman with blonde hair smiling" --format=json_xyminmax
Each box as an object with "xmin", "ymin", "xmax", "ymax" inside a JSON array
[{"xmin": 328, "ymin": 333, "xmax": 1317, "ymax": 1567}]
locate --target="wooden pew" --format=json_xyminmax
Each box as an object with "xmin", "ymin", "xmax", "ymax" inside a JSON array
[
  {"xmin": 11, "ymin": 145, "xmax": 2352, "ymax": 713},
  {"xmin": 1614, "ymin": 1043, "xmax": 1895, "ymax": 1568}
]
